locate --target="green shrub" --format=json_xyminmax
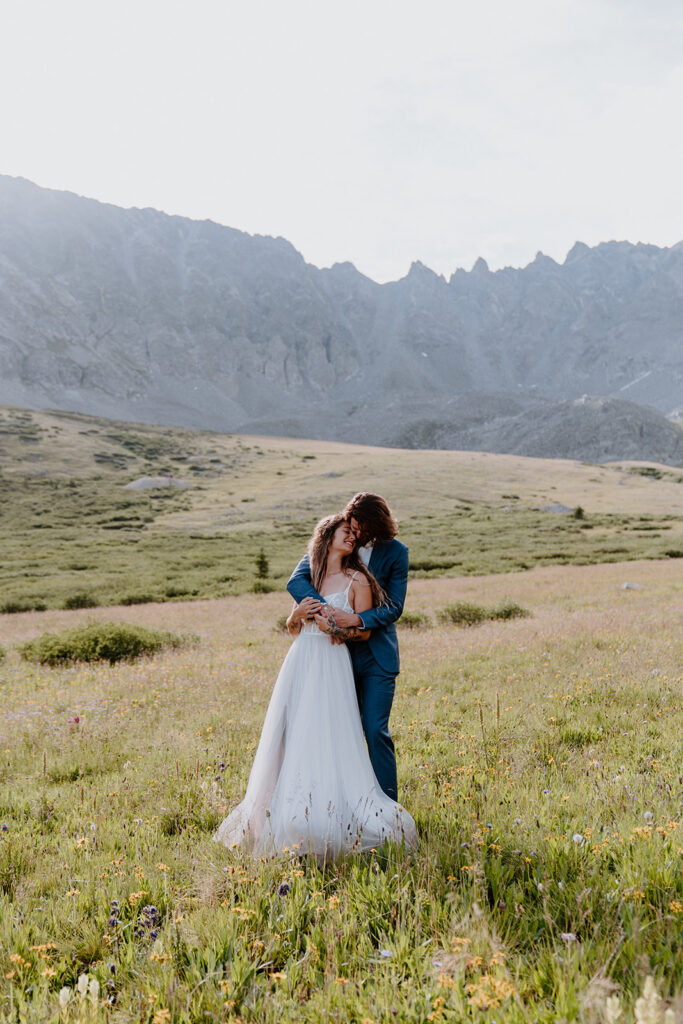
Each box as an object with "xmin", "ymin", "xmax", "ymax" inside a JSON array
[
  {"xmin": 437, "ymin": 599, "xmax": 530, "ymax": 626},
  {"xmin": 409, "ymin": 558, "xmax": 459, "ymax": 572},
  {"xmin": 1, "ymin": 598, "xmax": 47, "ymax": 614},
  {"xmin": 62, "ymin": 592, "xmax": 99, "ymax": 610},
  {"xmin": 251, "ymin": 580, "xmax": 275, "ymax": 594},
  {"xmin": 492, "ymin": 599, "xmax": 531, "ymax": 620},
  {"xmin": 437, "ymin": 601, "xmax": 489, "ymax": 626},
  {"xmin": 20, "ymin": 621, "xmax": 190, "ymax": 666},
  {"xmin": 0, "ymin": 643, "xmax": 5, "ymax": 662},
  {"xmin": 120, "ymin": 593, "xmax": 158, "ymax": 606},
  {"xmin": 275, "ymin": 614, "xmax": 289, "ymax": 633},
  {"xmin": 397, "ymin": 610, "xmax": 432, "ymax": 629}
]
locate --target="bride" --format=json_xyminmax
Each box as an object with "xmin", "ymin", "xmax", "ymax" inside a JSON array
[{"xmin": 213, "ymin": 513, "xmax": 417, "ymax": 859}]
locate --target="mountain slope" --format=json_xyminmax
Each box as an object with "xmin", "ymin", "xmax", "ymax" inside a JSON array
[{"xmin": 0, "ymin": 175, "xmax": 681, "ymax": 462}]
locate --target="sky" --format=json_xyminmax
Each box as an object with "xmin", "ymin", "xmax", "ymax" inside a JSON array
[{"xmin": 2, "ymin": 0, "xmax": 683, "ymax": 283}]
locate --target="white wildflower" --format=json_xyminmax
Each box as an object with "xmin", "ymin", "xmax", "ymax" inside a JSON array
[
  {"xmin": 58, "ymin": 987, "xmax": 71, "ymax": 1009},
  {"xmin": 605, "ymin": 994, "xmax": 622, "ymax": 1023},
  {"xmin": 89, "ymin": 977, "xmax": 100, "ymax": 1002},
  {"xmin": 77, "ymin": 973, "xmax": 89, "ymax": 997},
  {"xmin": 634, "ymin": 977, "xmax": 663, "ymax": 1024}
]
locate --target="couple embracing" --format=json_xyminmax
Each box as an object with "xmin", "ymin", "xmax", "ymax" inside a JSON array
[{"xmin": 214, "ymin": 492, "xmax": 417, "ymax": 858}]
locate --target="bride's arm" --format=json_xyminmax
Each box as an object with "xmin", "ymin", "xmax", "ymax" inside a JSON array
[{"xmin": 286, "ymin": 597, "xmax": 320, "ymax": 636}]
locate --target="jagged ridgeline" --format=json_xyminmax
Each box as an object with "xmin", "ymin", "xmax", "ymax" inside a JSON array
[
  {"xmin": 1, "ymin": 406, "xmax": 681, "ymax": 611},
  {"xmin": 0, "ymin": 175, "xmax": 681, "ymax": 463}
]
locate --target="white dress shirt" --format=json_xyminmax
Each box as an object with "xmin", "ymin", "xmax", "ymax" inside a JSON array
[{"xmin": 358, "ymin": 543, "xmax": 373, "ymax": 566}]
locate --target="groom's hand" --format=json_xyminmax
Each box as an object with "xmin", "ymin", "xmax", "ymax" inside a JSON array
[
  {"xmin": 314, "ymin": 612, "xmax": 352, "ymax": 645},
  {"xmin": 325, "ymin": 608, "xmax": 361, "ymax": 628}
]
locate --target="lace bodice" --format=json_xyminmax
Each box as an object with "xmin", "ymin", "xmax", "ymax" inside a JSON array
[{"xmin": 300, "ymin": 576, "xmax": 355, "ymax": 635}]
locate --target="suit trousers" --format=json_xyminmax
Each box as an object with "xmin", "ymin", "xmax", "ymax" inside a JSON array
[{"xmin": 350, "ymin": 644, "xmax": 398, "ymax": 802}]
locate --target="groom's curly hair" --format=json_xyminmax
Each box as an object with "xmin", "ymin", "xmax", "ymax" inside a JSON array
[
  {"xmin": 343, "ymin": 492, "xmax": 398, "ymax": 542},
  {"xmin": 308, "ymin": 513, "xmax": 385, "ymax": 607}
]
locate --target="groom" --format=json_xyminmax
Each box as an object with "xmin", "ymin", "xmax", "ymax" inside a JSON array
[{"xmin": 287, "ymin": 492, "xmax": 409, "ymax": 801}]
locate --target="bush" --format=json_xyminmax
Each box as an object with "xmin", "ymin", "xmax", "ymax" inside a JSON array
[
  {"xmin": 437, "ymin": 599, "xmax": 530, "ymax": 626},
  {"xmin": 120, "ymin": 593, "xmax": 158, "ymax": 606},
  {"xmin": 437, "ymin": 601, "xmax": 489, "ymax": 626},
  {"xmin": 397, "ymin": 611, "xmax": 432, "ymax": 629},
  {"xmin": 62, "ymin": 592, "xmax": 99, "ymax": 610},
  {"xmin": 409, "ymin": 558, "xmax": 459, "ymax": 572},
  {"xmin": 1, "ymin": 598, "xmax": 47, "ymax": 614},
  {"xmin": 20, "ymin": 621, "xmax": 190, "ymax": 666},
  {"xmin": 0, "ymin": 643, "xmax": 5, "ymax": 662},
  {"xmin": 492, "ymin": 599, "xmax": 531, "ymax": 621},
  {"xmin": 275, "ymin": 615, "xmax": 289, "ymax": 633},
  {"xmin": 251, "ymin": 580, "xmax": 276, "ymax": 594}
]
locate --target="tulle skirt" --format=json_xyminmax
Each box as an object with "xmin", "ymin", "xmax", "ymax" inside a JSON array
[{"xmin": 213, "ymin": 632, "xmax": 417, "ymax": 859}]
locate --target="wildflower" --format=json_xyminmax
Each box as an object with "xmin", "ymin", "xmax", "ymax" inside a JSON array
[
  {"xmin": 269, "ymin": 971, "xmax": 287, "ymax": 980},
  {"xmin": 156, "ymin": 862, "xmax": 169, "ymax": 872},
  {"xmin": 560, "ymin": 932, "xmax": 577, "ymax": 942},
  {"xmin": 604, "ymin": 995, "xmax": 622, "ymax": 1023},
  {"xmin": 379, "ymin": 949, "xmax": 392, "ymax": 958},
  {"xmin": 572, "ymin": 833, "xmax": 584, "ymax": 846},
  {"xmin": 669, "ymin": 900, "xmax": 682, "ymax": 914},
  {"xmin": 277, "ymin": 882, "xmax": 290, "ymax": 896},
  {"xmin": 634, "ymin": 976, "xmax": 665, "ymax": 1024},
  {"xmin": 58, "ymin": 987, "xmax": 71, "ymax": 1009}
]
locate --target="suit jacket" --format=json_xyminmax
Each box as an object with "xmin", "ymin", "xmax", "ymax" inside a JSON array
[{"xmin": 286, "ymin": 538, "xmax": 409, "ymax": 675}]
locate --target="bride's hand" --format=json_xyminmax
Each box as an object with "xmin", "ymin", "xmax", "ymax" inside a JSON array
[{"xmin": 297, "ymin": 597, "xmax": 324, "ymax": 620}]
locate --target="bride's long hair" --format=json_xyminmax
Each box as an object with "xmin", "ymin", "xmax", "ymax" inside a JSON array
[{"xmin": 308, "ymin": 513, "xmax": 385, "ymax": 607}]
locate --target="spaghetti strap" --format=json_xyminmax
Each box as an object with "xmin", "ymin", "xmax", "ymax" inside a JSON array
[{"xmin": 344, "ymin": 571, "xmax": 360, "ymax": 594}]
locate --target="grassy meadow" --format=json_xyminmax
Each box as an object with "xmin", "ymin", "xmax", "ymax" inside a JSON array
[
  {"xmin": 1, "ymin": 559, "xmax": 681, "ymax": 1022},
  {"xmin": 1, "ymin": 405, "xmax": 682, "ymax": 611},
  {"xmin": 1, "ymin": 404, "xmax": 682, "ymax": 1021}
]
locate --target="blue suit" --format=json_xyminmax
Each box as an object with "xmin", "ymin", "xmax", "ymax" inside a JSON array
[{"xmin": 287, "ymin": 538, "xmax": 409, "ymax": 800}]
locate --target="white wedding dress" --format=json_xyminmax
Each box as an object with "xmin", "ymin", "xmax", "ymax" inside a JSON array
[{"xmin": 213, "ymin": 580, "xmax": 417, "ymax": 859}]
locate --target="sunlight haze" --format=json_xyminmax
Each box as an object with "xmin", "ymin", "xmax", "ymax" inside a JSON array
[{"xmin": 2, "ymin": 0, "xmax": 683, "ymax": 281}]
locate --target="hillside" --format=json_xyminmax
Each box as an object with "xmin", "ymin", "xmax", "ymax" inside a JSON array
[
  {"xmin": 1, "ymin": 405, "xmax": 681, "ymax": 611},
  {"xmin": 1, "ymin": 176, "xmax": 682, "ymax": 462}
]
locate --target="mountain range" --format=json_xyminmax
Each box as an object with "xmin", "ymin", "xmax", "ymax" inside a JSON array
[{"xmin": 0, "ymin": 174, "xmax": 681, "ymax": 463}]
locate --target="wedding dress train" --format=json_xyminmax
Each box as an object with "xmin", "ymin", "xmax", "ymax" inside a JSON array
[{"xmin": 213, "ymin": 582, "xmax": 417, "ymax": 858}]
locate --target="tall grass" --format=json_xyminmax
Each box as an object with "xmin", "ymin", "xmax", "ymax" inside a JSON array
[{"xmin": 0, "ymin": 561, "xmax": 680, "ymax": 1021}]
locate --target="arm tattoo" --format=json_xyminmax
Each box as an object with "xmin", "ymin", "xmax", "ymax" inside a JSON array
[{"xmin": 328, "ymin": 623, "xmax": 362, "ymax": 641}]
